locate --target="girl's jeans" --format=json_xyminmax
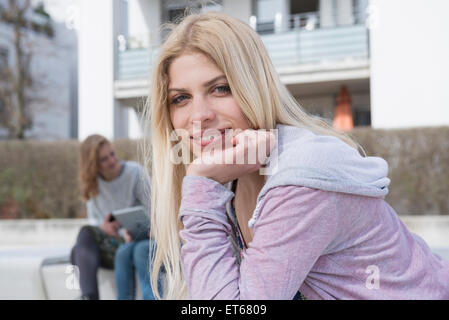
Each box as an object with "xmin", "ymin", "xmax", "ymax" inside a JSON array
[{"xmin": 114, "ymin": 239, "xmax": 163, "ymax": 300}]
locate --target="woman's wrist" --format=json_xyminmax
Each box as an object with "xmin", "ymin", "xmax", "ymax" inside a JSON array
[
  {"xmin": 180, "ymin": 174, "xmax": 235, "ymax": 216},
  {"xmin": 185, "ymin": 166, "xmax": 200, "ymax": 177},
  {"xmin": 186, "ymin": 166, "xmax": 214, "ymax": 181}
]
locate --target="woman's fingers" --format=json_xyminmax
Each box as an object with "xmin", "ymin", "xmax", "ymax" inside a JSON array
[
  {"xmin": 196, "ymin": 129, "xmax": 275, "ymax": 165},
  {"xmin": 232, "ymin": 129, "xmax": 276, "ymax": 165},
  {"xmin": 186, "ymin": 129, "xmax": 277, "ymax": 184}
]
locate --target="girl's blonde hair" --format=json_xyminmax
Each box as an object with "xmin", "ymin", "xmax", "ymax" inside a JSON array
[
  {"xmin": 142, "ymin": 11, "xmax": 364, "ymax": 299},
  {"xmin": 79, "ymin": 134, "xmax": 110, "ymax": 201}
]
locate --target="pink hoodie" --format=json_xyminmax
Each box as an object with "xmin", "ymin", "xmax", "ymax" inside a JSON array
[{"xmin": 178, "ymin": 124, "xmax": 449, "ymax": 299}]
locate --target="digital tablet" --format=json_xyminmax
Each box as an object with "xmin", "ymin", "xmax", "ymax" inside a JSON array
[{"xmin": 112, "ymin": 205, "xmax": 150, "ymax": 240}]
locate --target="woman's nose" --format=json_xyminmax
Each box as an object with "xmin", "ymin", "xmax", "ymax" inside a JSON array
[{"xmin": 190, "ymin": 96, "xmax": 215, "ymax": 125}]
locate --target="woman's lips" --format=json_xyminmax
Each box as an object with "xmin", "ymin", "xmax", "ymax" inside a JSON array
[{"xmin": 190, "ymin": 129, "xmax": 230, "ymax": 147}]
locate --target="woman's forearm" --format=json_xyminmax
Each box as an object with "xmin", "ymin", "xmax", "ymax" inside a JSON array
[
  {"xmin": 179, "ymin": 175, "xmax": 339, "ymax": 300},
  {"xmin": 179, "ymin": 175, "xmax": 239, "ymax": 299}
]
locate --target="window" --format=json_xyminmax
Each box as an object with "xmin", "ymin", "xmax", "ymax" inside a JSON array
[
  {"xmin": 290, "ymin": 0, "xmax": 318, "ymax": 14},
  {"xmin": 354, "ymin": 109, "xmax": 371, "ymax": 127},
  {"xmin": 161, "ymin": 1, "xmax": 223, "ymax": 40},
  {"xmin": 165, "ymin": 1, "xmax": 223, "ymax": 23},
  {"xmin": 168, "ymin": 8, "xmax": 186, "ymax": 22}
]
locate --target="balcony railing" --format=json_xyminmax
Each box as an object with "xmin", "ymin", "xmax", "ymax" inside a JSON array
[
  {"xmin": 116, "ymin": 12, "xmax": 369, "ymax": 81},
  {"xmin": 261, "ymin": 24, "xmax": 368, "ymax": 67},
  {"xmin": 116, "ymin": 47, "xmax": 159, "ymax": 81}
]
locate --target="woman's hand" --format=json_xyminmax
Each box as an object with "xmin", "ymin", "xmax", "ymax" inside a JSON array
[
  {"xmin": 186, "ymin": 129, "xmax": 276, "ymax": 184},
  {"xmin": 100, "ymin": 213, "xmax": 120, "ymax": 237}
]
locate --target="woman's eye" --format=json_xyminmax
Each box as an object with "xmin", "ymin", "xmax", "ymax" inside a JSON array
[
  {"xmin": 171, "ymin": 94, "xmax": 189, "ymax": 105},
  {"xmin": 213, "ymin": 85, "xmax": 231, "ymax": 95}
]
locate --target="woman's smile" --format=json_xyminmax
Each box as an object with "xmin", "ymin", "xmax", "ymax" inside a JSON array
[{"xmin": 190, "ymin": 128, "xmax": 232, "ymax": 147}]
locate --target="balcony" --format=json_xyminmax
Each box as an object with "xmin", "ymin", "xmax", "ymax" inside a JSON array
[
  {"xmin": 116, "ymin": 47, "xmax": 159, "ymax": 81},
  {"xmin": 261, "ymin": 24, "xmax": 368, "ymax": 67},
  {"xmin": 114, "ymin": 12, "xmax": 370, "ymax": 99}
]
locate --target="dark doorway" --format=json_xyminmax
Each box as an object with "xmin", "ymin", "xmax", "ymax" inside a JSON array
[{"xmin": 290, "ymin": 0, "xmax": 319, "ymax": 14}]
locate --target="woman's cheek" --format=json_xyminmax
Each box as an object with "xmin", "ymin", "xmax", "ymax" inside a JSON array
[{"xmin": 171, "ymin": 107, "xmax": 190, "ymax": 130}]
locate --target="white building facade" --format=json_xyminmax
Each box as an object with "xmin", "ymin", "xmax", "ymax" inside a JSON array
[
  {"xmin": 369, "ymin": 0, "xmax": 449, "ymax": 129},
  {"xmin": 77, "ymin": 0, "xmax": 449, "ymax": 141}
]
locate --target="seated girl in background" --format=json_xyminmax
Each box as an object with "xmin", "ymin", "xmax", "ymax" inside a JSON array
[{"xmin": 71, "ymin": 134, "xmax": 159, "ymax": 300}]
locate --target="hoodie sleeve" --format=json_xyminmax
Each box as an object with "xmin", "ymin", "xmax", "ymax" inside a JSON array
[{"xmin": 179, "ymin": 175, "xmax": 340, "ymax": 299}]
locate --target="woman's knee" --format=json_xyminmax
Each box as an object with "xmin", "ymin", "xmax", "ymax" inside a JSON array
[
  {"xmin": 76, "ymin": 246, "xmax": 101, "ymax": 268},
  {"xmin": 76, "ymin": 226, "xmax": 96, "ymax": 247},
  {"xmin": 115, "ymin": 243, "xmax": 135, "ymax": 267},
  {"xmin": 132, "ymin": 240, "xmax": 150, "ymax": 268}
]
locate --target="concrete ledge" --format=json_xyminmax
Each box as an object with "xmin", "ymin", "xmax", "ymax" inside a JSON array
[
  {"xmin": 0, "ymin": 219, "xmax": 88, "ymax": 247},
  {"xmin": 398, "ymin": 215, "xmax": 449, "ymax": 248}
]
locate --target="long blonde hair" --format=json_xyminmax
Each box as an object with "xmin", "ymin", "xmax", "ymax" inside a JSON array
[
  {"xmin": 142, "ymin": 11, "xmax": 364, "ymax": 299},
  {"xmin": 79, "ymin": 134, "xmax": 110, "ymax": 201}
]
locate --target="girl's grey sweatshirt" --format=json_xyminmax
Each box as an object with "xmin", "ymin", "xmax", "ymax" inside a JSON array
[{"xmin": 86, "ymin": 161, "xmax": 151, "ymax": 227}]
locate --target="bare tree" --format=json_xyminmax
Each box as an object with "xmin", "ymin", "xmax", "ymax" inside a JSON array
[{"xmin": 0, "ymin": 0, "xmax": 53, "ymax": 139}]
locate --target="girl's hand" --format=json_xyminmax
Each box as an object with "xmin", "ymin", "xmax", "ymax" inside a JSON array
[
  {"xmin": 124, "ymin": 229, "xmax": 133, "ymax": 243},
  {"xmin": 100, "ymin": 213, "xmax": 120, "ymax": 237},
  {"xmin": 186, "ymin": 129, "xmax": 276, "ymax": 184}
]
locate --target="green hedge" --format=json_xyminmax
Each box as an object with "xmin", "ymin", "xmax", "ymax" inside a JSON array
[
  {"xmin": 0, "ymin": 126, "xmax": 448, "ymax": 219},
  {"xmin": 347, "ymin": 126, "xmax": 449, "ymax": 216},
  {"xmin": 0, "ymin": 139, "xmax": 141, "ymax": 219}
]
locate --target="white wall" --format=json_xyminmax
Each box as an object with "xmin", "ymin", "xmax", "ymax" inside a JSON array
[
  {"xmin": 223, "ymin": 0, "xmax": 252, "ymax": 24},
  {"xmin": 128, "ymin": 0, "xmax": 161, "ymax": 47},
  {"xmin": 78, "ymin": 0, "xmax": 116, "ymax": 140},
  {"xmin": 336, "ymin": 0, "xmax": 353, "ymax": 25},
  {"xmin": 370, "ymin": 0, "xmax": 449, "ymax": 128},
  {"xmin": 128, "ymin": 107, "xmax": 143, "ymax": 139}
]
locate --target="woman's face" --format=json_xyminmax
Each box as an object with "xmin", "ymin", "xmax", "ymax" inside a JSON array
[
  {"xmin": 168, "ymin": 52, "xmax": 250, "ymax": 156},
  {"xmin": 98, "ymin": 143, "xmax": 121, "ymax": 180}
]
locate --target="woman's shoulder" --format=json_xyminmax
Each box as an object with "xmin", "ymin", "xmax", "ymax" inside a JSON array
[
  {"xmin": 274, "ymin": 124, "xmax": 353, "ymax": 164},
  {"xmin": 264, "ymin": 123, "xmax": 390, "ymax": 199},
  {"xmin": 123, "ymin": 160, "xmax": 140, "ymax": 168},
  {"xmin": 122, "ymin": 161, "xmax": 151, "ymax": 188},
  {"xmin": 122, "ymin": 161, "xmax": 146, "ymax": 175}
]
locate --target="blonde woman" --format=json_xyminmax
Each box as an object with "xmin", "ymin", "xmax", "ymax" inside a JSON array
[{"xmin": 144, "ymin": 12, "xmax": 449, "ymax": 299}]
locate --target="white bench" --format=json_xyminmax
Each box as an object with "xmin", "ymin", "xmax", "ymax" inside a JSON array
[{"xmin": 0, "ymin": 219, "xmax": 143, "ymax": 300}]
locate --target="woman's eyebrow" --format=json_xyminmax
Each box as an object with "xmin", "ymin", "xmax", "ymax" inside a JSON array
[
  {"xmin": 168, "ymin": 75, "xmax": 227, "ymax": 92},
  {"xmin": 203, "ymin": 74, "xmax": 227, "ymax": 87}
]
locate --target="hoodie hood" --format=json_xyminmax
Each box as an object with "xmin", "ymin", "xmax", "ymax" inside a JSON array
[{"xmin": 248, "ymin": 124, "xmax": 390, "ymax": 228}]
